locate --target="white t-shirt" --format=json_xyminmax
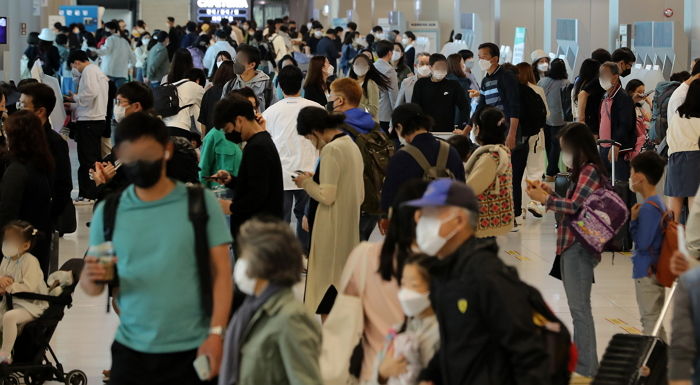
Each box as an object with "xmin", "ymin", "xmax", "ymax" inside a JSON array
[
  {"xmin": 162, "ymin": 80, "xmax": 204, "ymax": 132},
  {"xmin": 667, "ymin": 82, "xmax": 689, "ymax": 123},
  {"xmin": 262, "ymin": 96, "xmax": 322, "ymax": 190}
]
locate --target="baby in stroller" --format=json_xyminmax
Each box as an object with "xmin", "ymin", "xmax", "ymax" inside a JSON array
[{"xmin": 0, "ymin": 221, "xmax": 49, "ymax": 364}]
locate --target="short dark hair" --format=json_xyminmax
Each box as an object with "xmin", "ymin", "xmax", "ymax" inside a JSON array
[
  {"xmin": 375, "ymin": 40, "xmax": 394, "ymax": 58},
  {"xmin": 228, "ymin": 87, "xmax": 259, "ymax": 109},
  {"xmin": 611, "ymin": 47, "xmax": 636, "ymax": 64},
  {"xmin": 278, "ymin": 65, "xmax": 304, "ymax": 96},
  {"xmin": 104, "ymin": 21, "xmax": 118, "ymax": 31},
  {"xmin": 478, "ymin": 42, "xmax": 500, "ymax": 58},
  {"xmin": 429, "ymin": 53, "xmax": 447, "ymax": 66},
  {"xmin": 296, "ymin": 106, "xmax": 346, "ymax": 135},
  {"xmin": 55, "ymin": 33, "xmax": 68, "ymax": 45},
  {"xmin": 116, "ymin": 81, "xmax": 154, "ymax": 111},
  {"xmin": 213, "ymin": 95, "xmax": 256, "ymax": 128},
  {"xmin": 692, "ymin": 60, "xmax": 700, "ymax": 76},
  {"xmin": 405, "ymin": 31, "xmax": 416, "ymax": 41},
  {"xmin": 347, "ymin": 22, "xmax": 357, "ymax": 31},
  {"xmin": 447, "ymin": 135, "xmax": 474, "ymax": 162},
  {"xmin": 115, "ymin": 112, "xmax": 168, "ymax": 147},
  {"xmin": 215, "ymin": 29, "xmax": 228, "ymax": 39},
  {"xmin": 547, "ymin": 58, "xmax": 568, "ymax": 80},
  {"xmin": 167, "ymin": 17, "xmax": 175, "ymax": 23},
  {"xmin": 326, "ymin": 28, "xmax": 336, "ymax": 35},
  {"xmin": 238, "ymin": 44, "xmax": 261, "ymax": 68},
  {"xmin": 67, "ymin": 49, "xmax": 89, "ymax": 64},
  {"xmin": 458, "ymin": 49, "xmax": 474, "ymax": 60},
  {"xmin": 186, "ymin": 21, "xmax": 197, "ymax": 32},
  {"xmin": 372, "ymin": 25, "xmax": 383, "ymax": 33},
  {"xmin": 591, "ymin": 48, "xmax": 612, "ymax": 63},
  {"xmin": 670, "ymin": 71, "xmax": 691, "ymax": 82},
  {"xmin": 391, "ymin": 103, "xmax": 434, "ymax": 136},
  {"xmin": 154, "ymin": 30, "xmax": 168, "ymax": 42},
  {"xmin": 631, "ymin": 151, "xmax": 666, "ymax": 185},
  {"xmin": 474, "ymin": 107, "xmax": 506, "ymax": 145},
  {"xmin": 19, "ymin": 83, "xmax": 56, "ymax": 116}
]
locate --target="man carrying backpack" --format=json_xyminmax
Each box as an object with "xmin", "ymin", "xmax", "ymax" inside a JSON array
[
  {"xmin": 80, "ymin": 112, "xmax": 233, "ymax": 385},
  {"xmin": 329, "ymin": 78, "xmax": 395, "ymax": 240},
  {"xmin": 379, "ymin": 104, "xmax": 464, "ymax": 234}
]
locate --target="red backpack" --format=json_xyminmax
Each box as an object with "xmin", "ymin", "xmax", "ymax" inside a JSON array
[{"xmin": 647, "ymin": 200, "xmax": 679, "ymax": 287}]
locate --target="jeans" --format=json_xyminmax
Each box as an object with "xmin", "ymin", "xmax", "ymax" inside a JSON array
[
  {"xmin": 511, "ymin": 142, "xmax": 529, "ymax": 218},
  {"xmin": 599, "ymin": 146, "xmax": 630, "ymax": 181},
  {"xmin": 135, "ymin": 67, "xmax": 144, "ymax": 83},
  {"xmin": 634, "ymin": 275, "xmax": 667, "ymax": 341},
  {"xmin": 150, "ymin": 81, "xmax": 161, "ymax": 89},
  {"xmin": 283, "ymin": 190, "xmax": 310, "ymax": 252},
  {"xmin": 359, "ymin": 213, "xmax": 379, "ymax": 241},
  {"xmin": 545, "ymin": 124, "xmax": 564, "ymax": 177},
  {"xmin": 560, "ymin": 242, "xmax": 599, "ymax": 376},
  {"xmin": 109, "ymin": 76, "xmax": 127, "ymax": 89},
  {"xmin": 75, "ymin": 120, "xmax": 105, "ymax": 199}
]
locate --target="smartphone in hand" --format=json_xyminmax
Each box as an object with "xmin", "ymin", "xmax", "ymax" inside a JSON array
[{"xmin": 193, "ymin": 355, "xmax": 211, "ymax": 381}]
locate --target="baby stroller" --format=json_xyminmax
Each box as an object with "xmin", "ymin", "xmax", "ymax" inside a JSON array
[{"xmin": 0, "ymin": 258, "xmax": 87, "ymax": 385}]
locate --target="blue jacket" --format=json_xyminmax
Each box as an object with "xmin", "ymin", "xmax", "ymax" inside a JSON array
[
  {"xmin": 343, "ymin": 108, "xmax": 375, "ymax": 134},
  {"xmin": 340, "ymin": 44, "xmax": 358, "ymax": 75},
  {"xmin": 630, "ymin": 195, "xmax": 665, "ymax": 279},
  {"xmin": 316, "ymin": 37, "xmax": 340, "ymax": 69}
]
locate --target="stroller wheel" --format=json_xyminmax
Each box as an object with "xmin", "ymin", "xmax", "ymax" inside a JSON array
[
  {"xmin": 24, "ymin": 374, "xmax": 45, "ymax": 385},
  {"xmin": 64, "ymin": 370, "xmax": 87, "ymax": 385},
  {"xmin": 5, "ymin": 374, "xmax": 20, "ymax": 385}
]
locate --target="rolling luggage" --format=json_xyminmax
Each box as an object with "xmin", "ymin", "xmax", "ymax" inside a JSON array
[
  {"xmin": 554, "ymin": 172, "xmax": 572, "ymax": 224},
  {"xmin": 592, "ymin": 281, "xmax": 677, "ymax": 384},
  {"xmin": 598, "ymin": 140, "xmax": 635, "ymax": 252}
]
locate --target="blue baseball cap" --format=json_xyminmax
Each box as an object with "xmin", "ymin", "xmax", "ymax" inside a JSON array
[{"xmin": 404, "ymin": 178, "xmax": 479, "ymax": 212}]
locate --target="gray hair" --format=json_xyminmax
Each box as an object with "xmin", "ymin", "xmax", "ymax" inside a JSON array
[
  {"xmin": 601, "ymin": 61, "xmax": 620, "ymax": 76},
  {"xmin": 237, "ymin": 218, "xmax": 304, "ymax": 287}
]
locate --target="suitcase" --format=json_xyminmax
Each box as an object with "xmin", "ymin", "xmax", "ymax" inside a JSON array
[
  {"xmin": 554, "ymin": 172, "xmax": 572, "ymax": 225},
  {"xmin": 598, "ymin": 140, "xmax": 635, "ymax": 252},
  {"xmin": 592, "ymin": 281, "xmax": 678, "ymax": 384}
]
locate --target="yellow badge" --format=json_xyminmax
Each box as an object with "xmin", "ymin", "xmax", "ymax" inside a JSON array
[{"xmin": 458, "ymin": 299, "xmax": 468, "ymax": 314}]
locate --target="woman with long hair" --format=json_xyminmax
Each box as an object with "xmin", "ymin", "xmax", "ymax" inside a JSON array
[
  {"xmin": 199, "ymin": 61, "xmax": 236, "ymax": 132},
  {"xmin": 0, "ymin": 110, "xmax": 54, "ymax": 275},
  {"xmin": 527, "ymin": 122, "xmax": 607, "ymax": 378},
  {"xmin": 446, "ymin": 53, "xmax": 470, "ymax": 94},
  {"xmin": 538, "ymin": 58, "xmax": 571, "ymax": 180},
  {"xmin": 162, "ymin": 48, "xmax": 204, "ymax": 136},
  {"xmin": 573, "ymin": 58, "xmax": 601, "ymax": 121},
  {"xmin": 134, "ymin": 32, "xmax": 151, "ymax": 83},
  {"xmin": 392, "ymin": 42, "xmax": 412, "ymax": 84},
  {"xmin": 340, "ymin": 31, "xmax": 358, "ymax": 76},
  {"xmin": 303, "ymin": 56, "xmax": 333, "ymax": 106},
  {"xmin": 166, "ymin": 48, "xmax": 194, "ymax": 84},
  {"xmin": 349, "ymin": 54, "xmax": 391, "ymax": 119}
]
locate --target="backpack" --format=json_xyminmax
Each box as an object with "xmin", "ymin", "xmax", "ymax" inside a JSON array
[
  {"xmin": 570, "ymin": 186, "xmax": 630, "ymax": 254},
  {"xmin": 626, "ymin": 114, "xmax": 649, "ymax": 160},
  {"xmin": 647, "ymin": 200, "xmax": 680, "ymax": 288},
  {"xmin": 344, "ymin": 124, "xmax": 396, "ymax": 215},
  {"xmin": 152, "ymin": 80, "xmax": 194, "ymax": 118},
  {"xmin": 258, "ymin": 39, "xmax": 276, "ymax": 63},
  {"xmin": 650, "ymin": 81, "xmax": 681, "ymax": 142},
  {"xmin": 561, "ymin": 82, "xmax": 575, "ymax": 122},
  {"xmin": 519, "ymin": 84, "xmax": 547, "ymax": 137},
  {"xmin": 401, "ymin": 140, "xmax": 456, "ymax": 181},
  {"xmin": 102, "ymin": 184, "xmax": 213, "ymax": 316}
]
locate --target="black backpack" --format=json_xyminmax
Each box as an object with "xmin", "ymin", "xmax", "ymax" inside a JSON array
[
  {"xmin": 102, "ymin": 184, "xmax": 213, "ymax": 316},
  {"xmin": 561, "ymin": 82, "xmax": 575, "ymax": 122},
  {"xmin": 518, "ymin": 84, "xmax": 547, "ymax": 137},
  {"xmin": 153, "ymin": 80, "xmax": 194, "ymax": 118}
]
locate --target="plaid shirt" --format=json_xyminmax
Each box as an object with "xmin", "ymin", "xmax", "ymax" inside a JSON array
[{"xmin": 546, "ymin": 164, "xmax": 604, "ymax": 257}]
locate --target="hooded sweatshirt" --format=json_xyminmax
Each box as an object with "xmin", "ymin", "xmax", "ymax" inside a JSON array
[
  {"xmin": 343, "ymin": 108, "xmax": 376, "ymax": 135},
  {"xmin": 221, "ymin": 70, "xmax": 271, "ymax": 112}
]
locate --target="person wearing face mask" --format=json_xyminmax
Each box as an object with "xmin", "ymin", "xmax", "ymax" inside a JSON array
[
  {"xmin": 411, "ymin": 53, "xmax": 470, "ymax": 132},
  {"xmin": 374, "ymin": 255, "xmax": 439, "ymax": 385},
  {"xmin": 210, "ymin": 95, "xmax": 284, "ymax": 239},
  {"xmin": 379, "ymin": 104, "xmax": 465, "ymax": 234},
  {"xmin": 395, "ymin": 52, "xmax": 431, "ymax": 107},
  {"xmin": 530, "ymin": 49, "xmax": 550, "ymax": 84},
  {"xmin": 89, "ymin": 21, "xmax": 135, "ymax": 89},
  {"xmin": 134, "ymin": 32, "xmax": 151, "ymax": 83},
  {"xmin": 373, "ymin": 41, "xmax": 400, "ymax": 133},
  {"xmin": 315, "ymin": 28, "xmax": 341, "ymax": 74},
  {"xmin": 403, "ymin": 179, "xmax": 549, "ymax": 385},
  {"xmin": 597, "ymin": 61, "xmax": 637, "ymax": 181},
  {"xmin": 538, "ymin": 58, "xmax": 571, "ymax": 180},
  {"xmin": 446, "ymin": 53, "xmax": 471, "ymax": 96},
  {"xmin": 350, "ymin": 54, "xmax": 389, "ymax": 119},
  {"xmin": 0, "ymin": 221, "xmax": 49, "ymax": 365},
  {"xmin": 221, "ymin": 45, "xmax": 272, "ymax": 112},
  {"xmin": 302, "ymin": 56, "xmax": 334, "ymax": 107},
  {"xmin": 81, "ymin": 112, "xmax": 233, "ymax": 385},
  {"xmin": 293, "ymin": 106, "xmax": 364, "ymax": 313},
  {"xmin": 340, "ymin": 32, "xmax": 359, "ymax": 75},
  {"xmin": 17, "ymin": 84, "xmax": 72, "ymax": 237},
  {"xmin": 307, "ymin": 21, "xmax": 325, "ymax": 54},
  {"xmin": 527, "ymin": 122, "xmax": 607, "ymax": 378},
  {"xmin": 145, "ymin": 31, "xmax": 171, "ymax": 88},
  {"xmin": 203, "ymin": 29, "xmax": 237, "ymax": 77},
  {"xmin": 458, "ymin": 49, "xmax": 480, "ymax": 92},
  {"xmin": 372, "ymin": 26, "xmax": 385, "ymax": 41},
  {"xmin": 220, "ymin": 218, "xmax": 322, "ymax": 385},
  {"xmin": 402, "ymin": 31, "xmax": 416, "ymax": 70},
  {"xmin": 463, "ymin": 107, "xmax": 515, "ymax": 237},
  {"xmin": 392, "ymin": 43, "xmax": 412, "ymax": 85}
]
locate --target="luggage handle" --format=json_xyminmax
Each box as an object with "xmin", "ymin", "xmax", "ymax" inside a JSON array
[
  {"xmin": 638, "ymin": 280, "xmax": 679, "ymax": 379},
  {"xmin": 597, "ymin": 139, "xmax": 621, "ymax": 185}
]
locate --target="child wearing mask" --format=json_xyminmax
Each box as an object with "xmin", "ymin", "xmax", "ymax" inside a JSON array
[
  {"xmin": 0, "ymin": 221, "xmax": 49, "ymax": 364},
  {"xmin": 374, "ymin": 255, "xmax": 439, "ymax": 385}
]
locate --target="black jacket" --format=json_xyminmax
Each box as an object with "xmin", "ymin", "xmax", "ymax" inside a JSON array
[
  {"xmin": 303, "ymin": 84, "xmax": 327, "ymax": 107},
  {"xmin": 227, "ymin": 131, "xmax": 284, "ymax": 237},
  {"xmin": 44, "ymin": 122, "xmax": 72, "ymax": 223},
  {"xmin": 606, "ymin": 85, "xmax": 637, "ymax": 150},
  {"xmin": 411, "ymin": 78, "xmax": 470, "ymax": 131},
  {"xmin": 420, "ymin": 237, "xmax": 550, "ymax": 385},
  {"xmin": 316, "ymin": 37, "xmax": 340, "ymax": 69}
]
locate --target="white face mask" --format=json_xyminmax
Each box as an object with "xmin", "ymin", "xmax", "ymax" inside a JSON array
[
  {"xmin": 314, "ymin": 30, "xmax": 323, "ymax": 39},
  {"xmin": 113, "ymin": 104, "xmax": 126, "ymax": 123},
  {"xmin": 398, "ymin": 135, "xmax": 407, "ymax": 146},
  {"xmin": 628, "ymin": 176, "xmax": 639, "ymax": 192},
  {"xmin": 397, "ymin": 288, "xmax": 431, "ymax": 317},
  {"xmin": 599, "ymin": 77, "xmax": 613, "ymax": 91},
  {"xmin": 416, "ymin": 65, "xmax": 431, "ymax": 78},
  {"xmin": 374, "ymin": 32, "xmax": 385, "ymax": 39},
  {"xmin": 391, "ymin": 51, "xmax": 401, "ymax": 62},
  {"xmin": 141, "ymin": 38, "xmax": 150, "ymax": 45},
  {"xmin": 561, "ymin": 151, "xmax": 574, "ymax": 169},
  {"xmin": 353, "ymin": 64, "xmax": 369, "ymax": 77},
  {"xmin": 478, "ymin": 59, "xmax": 492, "ymax": 71},
  {"xmin": 401, "ymin": 38, "xmax": 409, "ymax": 45},
  {"xmin": 432, "ymin": 70, "xmax": 447, "ymax": 81},
  {"xmin": 465, "ymin": 60, "xmax": 475, "ymax": 70},
  {"xmin": 216, "ymin": 60, "xmax": 224, "ymax": 67},
  {"xmin": 537, "ymin": 62, "xmax": 549, "ymax": 72},
  {"xmin": 71, "ymin": 67, "xmax": 81, "ymax": 78},
  {"xmin": 234, "ymin": 258, "xmax": 257, "ymax": 296},
  {"xmin": 2, "ymin": 242, "xmax": 19, "ymax": 259},
  {"xmin": 325, "ymin": 65, "xmax": 335, "ymax": 76},
  {"xmin": 415, "ymin": 213, "xmax": 459, "ymax": 256}
]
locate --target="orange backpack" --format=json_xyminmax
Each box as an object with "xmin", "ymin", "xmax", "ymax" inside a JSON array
[{"xmin": 647, "ymin": 200, "xmax": 679, "ymax": 287}]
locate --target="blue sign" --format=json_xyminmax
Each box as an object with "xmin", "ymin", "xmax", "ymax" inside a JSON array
[{"xmin": 59, "ymin": 6, "xmax": 100, "ymax": 33}]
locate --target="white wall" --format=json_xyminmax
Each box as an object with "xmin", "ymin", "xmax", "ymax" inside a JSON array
[{"xmin": 139, "ymin": 0, "xmax": 190, "ymax": 32}]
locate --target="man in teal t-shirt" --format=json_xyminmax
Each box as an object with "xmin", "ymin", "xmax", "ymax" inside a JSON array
[{"xmin": 81, "ymin": 112, "xmax": 233, "ymax": 385}]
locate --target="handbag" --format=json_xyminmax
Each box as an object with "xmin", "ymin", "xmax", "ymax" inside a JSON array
[{"xmin": 320, "ymin": 242, "xmax": 369, "ymax": 385}]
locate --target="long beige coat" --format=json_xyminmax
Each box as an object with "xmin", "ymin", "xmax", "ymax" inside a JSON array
[{"xmin": 302, "ymin": 134, "xmax": 364, "ymax": 312}]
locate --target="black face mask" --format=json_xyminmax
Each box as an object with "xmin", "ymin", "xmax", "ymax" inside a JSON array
[
  {"xmin": 326, "ymin": 101, "xmax": 335, "ymax": 112},
  {"xmin": 124, "ymin": 158, "xmax": 163, "ymax": 188},
  {"xmin": 225, "ymin": 130, "xmax": 243, "ymax": 144},
  {"xmin": 621, "ymin": 67, "xmax": 631, "ymax": 77}
]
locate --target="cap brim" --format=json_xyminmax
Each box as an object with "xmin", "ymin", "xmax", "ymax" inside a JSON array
[{"xmin": 404, "ymin": 197, "xmax": 445, "ymax": 208}]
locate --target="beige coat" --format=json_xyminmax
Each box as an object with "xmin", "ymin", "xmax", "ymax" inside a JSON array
[{"xmin": 302, "ymin": 134, "xmax": 364, "ymax": 312}]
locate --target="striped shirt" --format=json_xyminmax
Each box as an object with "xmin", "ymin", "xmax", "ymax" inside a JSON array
[{"xmin": 481, "ymin": 66, "xmax": 505, "ymax": 111}]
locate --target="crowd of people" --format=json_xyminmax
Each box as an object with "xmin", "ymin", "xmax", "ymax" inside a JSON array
[{"xmin": 0, "ymin": 13, "xmax": 698, "ymax": 385}]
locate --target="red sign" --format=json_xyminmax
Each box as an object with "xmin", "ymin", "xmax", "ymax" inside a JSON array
[{"xmin": 664, "ymin": 8, "xmax": 674, "ymax": 17}]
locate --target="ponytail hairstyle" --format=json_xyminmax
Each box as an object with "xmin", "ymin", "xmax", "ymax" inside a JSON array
[
  {"xmin": 473, "ymin": 106, "xmax": 506, "ymax": 145},
  {"xmin": 4, "ymin": 220, "xmax": 40, "ymax": 252},
  {"xmin": 391, "ymin": 103, "xmax": 434, "ymax": 136},
  {"xmin": 296, "ymin": 106, "xmax": 346, "ymax": 136}
]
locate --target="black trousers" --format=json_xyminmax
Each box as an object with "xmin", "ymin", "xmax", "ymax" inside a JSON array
[
  {"xmin": 511, "ymin": 142, "xmax": 529, "ymax": 218},
  {"xmin": 75, "ymin": 120, "xmax": 105, "ymax": 199},
  {"xmin": 545, "ymin": 124, "xmax": 564, "ymax": 177},
  {"xmin": 109, "ymin": 341, "xmax": 215, "ymax": 385}
]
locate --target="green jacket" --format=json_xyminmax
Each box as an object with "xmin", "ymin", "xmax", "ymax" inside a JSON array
[
  {"xmin": 198, "ymin": 128, "xmax": 242, "ymax": 187},
  {"xmin": 237, "ymin": 288, "xmax": 323, "ymax": 385},
  {"xmin": 145, "ymin": 43, "xmax": 169, "ymax": 81}
]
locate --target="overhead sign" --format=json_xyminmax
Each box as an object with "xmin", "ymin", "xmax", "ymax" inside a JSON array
[
  {"xmin": 59, "ymin": 6, "xmax": 101, "ymax": 33},
  {"xmin": 512, "ymin": 27, "xmax": 526, "ymax": 64},
  {"xmin": 193, "ymin": 0, "xmax": 248, "ymax": 22}
]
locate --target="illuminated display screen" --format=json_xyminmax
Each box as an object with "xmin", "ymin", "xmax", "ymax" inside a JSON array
[{"xmin": 194, "ymin": 0, "xmax": 248, "ymax": 22}]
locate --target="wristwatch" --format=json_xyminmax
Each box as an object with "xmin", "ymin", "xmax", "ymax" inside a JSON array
[{"xmin": 209, "ymin": 326, "xmax": 225, "ymax": 337}]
